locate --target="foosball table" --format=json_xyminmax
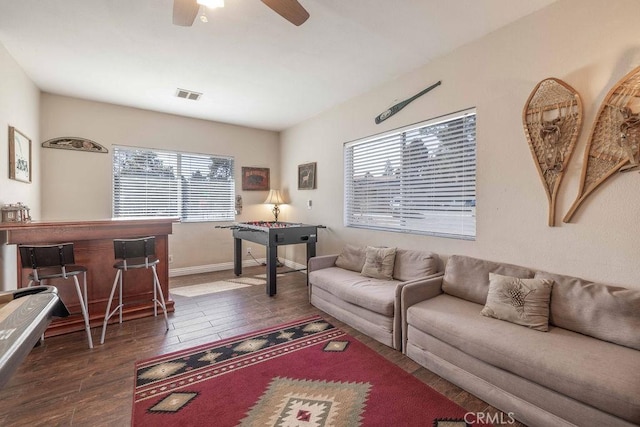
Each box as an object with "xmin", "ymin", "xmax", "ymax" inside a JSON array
[{"xmin": 230, "ymin": 221, "xmax": 321, "ymax": 296}]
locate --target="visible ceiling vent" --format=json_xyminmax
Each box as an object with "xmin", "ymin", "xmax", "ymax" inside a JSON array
[{"xmin": 175, "ymin": 88, "xmax": 202, "ymax": 101}]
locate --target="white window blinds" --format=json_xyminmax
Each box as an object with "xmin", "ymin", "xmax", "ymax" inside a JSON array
[
  {"xmin": 344, "ymin": 109, "xmax": 476, "ymax": 239},
  {"xmin": 113, "ymin": 146, "xmax": 235, "ymax": 222}
]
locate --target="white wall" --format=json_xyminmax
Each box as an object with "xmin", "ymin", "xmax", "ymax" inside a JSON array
[
  {"xmin": 40, "ymin": 94, "xmax": 280, "ymax": 270},
  {"xmin": 0, "ymin": 42, "xmax": 40, "ymax": 290},
  {"xmin": 280, "ymin": 0, "xmax": 640, "ymax": 289}
]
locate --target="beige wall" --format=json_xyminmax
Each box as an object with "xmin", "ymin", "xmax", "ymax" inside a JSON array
[
  {"xmin": 40, "ymin": 94, "xmax": 280, "ymax": 270},
  {"xmin": 280, "ymin": 0, "xmax": 640, "ymax": 289},
  {"xmin": 0, "ymin": 42, "xmax": 41, "ymax": 290}
]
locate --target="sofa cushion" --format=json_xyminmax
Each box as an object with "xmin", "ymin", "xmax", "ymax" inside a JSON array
[
  {"xmin": 407, "ymin": 294, "xmax": 640, "ymax": 423},
  {"xmin": 536, "ymin": 270, "xmax": 640, "ymax": 350},
  {"xmin": 309, "ymin": 267, "xmax": 398, "ymax": 316},
  {"xmin": 311, "ymin": 286, "xmax": 394, "ymax": 331},
  {"xmin": 442, "ymin": 255, "xmax": 534, "ymax": 305},
  {"xmin": 311, "ymin": 286, "xmax": 394, "ymax": 341},
  {"xmin": 335, "ymin": 244, "xmax": 366, "ymax": 272},
  {"xmin": 481, "ymin": 273, "xmax": 553, "ymax": 331},
  {"xmin": 392, "ymin": 249, "xmax": 439, "ymax": 281},
  {"xmin": 361, "ymin": 246, "xmax": 396, "ymax": 280}
]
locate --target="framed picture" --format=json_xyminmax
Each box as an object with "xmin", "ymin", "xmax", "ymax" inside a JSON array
[
  {"xmin": 9, "ymin": 126, "xmax": 32, "ymax": 183},
  {"xmin": 241, "ymin": 167, "xmax": 270, "ymax": 191},
  {"xmin": 298, "ymin": 162, "xmax": 316, "ymax": 190}
]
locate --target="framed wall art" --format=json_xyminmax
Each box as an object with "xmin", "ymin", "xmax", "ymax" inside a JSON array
[
  {"xmin": 9, "ymin": 126, "xmax": 32, "ymax": 183},
  {"xmin": 298, "ymin": 162, "xmax": 316, "ymax": 190},
  {"xmin": 241, "ymin": 167, "xmax": 270, "ymax": 191}
]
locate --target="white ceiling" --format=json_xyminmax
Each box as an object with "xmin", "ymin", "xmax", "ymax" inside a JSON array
[{"xmin": 0, "ymin": 0, "xmax": 557, "ymax": 131}]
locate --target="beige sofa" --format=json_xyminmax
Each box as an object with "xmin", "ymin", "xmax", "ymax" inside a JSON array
[
  {"xmin": 402, "ymin": 255, "xmax": 640, "ymax": 427},
  {"xmin": 308, "ymin": 245, "xmax": 440, "ymax": 350}
]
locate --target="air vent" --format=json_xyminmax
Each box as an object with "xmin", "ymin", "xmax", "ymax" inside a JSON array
[{"xmin": 175, "ymin": 88, "xmax": 202, "ymax": 101}]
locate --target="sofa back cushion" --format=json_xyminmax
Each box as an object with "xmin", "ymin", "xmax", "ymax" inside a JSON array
[
  {"xmin": 361, "ymin": 246, "xmax": 396, "ymax": 280},
  {"xmin": 335, "ymin": 244, "xmax": 366, "ymax": 272},
  {"xmin": 443, "ymin": 255, "xmax": 535, "ymax": 305},
  {"xmin": 535, "ymin": 271, "xmax": 640, "ymax": 350},
  {"xmin": 392, "ymin": 249, "xmax": 439, "ymax": 281}
]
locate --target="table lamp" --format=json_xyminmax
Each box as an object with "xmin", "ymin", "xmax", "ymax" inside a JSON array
[{"xmin": 264, "ymin": 189, "xmax": 285, "ymax": 222}]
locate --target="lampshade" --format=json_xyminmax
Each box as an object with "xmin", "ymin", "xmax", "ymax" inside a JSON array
[
  {"xmin": 263, "ymin": 189, "xmax": 285, "ymax": 205},
  {"xmin": 264, "ymin": 190, "xmax": 285, "ymax": 222}
]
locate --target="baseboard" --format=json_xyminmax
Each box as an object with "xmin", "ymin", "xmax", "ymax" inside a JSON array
[
  {"xmin": 169, "ymin": 259, "xmax": 265, "ymax": 277},
  {"xmin": 169, "ymin": 258, "xmax": 307, "ymax": 277}
]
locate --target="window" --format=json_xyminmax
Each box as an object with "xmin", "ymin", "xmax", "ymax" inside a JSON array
[
  {"xmin": 113, "ymin": 146, "xmax": 235, "ymax": 222},
  {"xmin": 344, "ymin": 109, "xmax": 476, "ymax": 239}
]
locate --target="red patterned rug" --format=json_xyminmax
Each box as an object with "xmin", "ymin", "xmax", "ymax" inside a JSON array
[{"xmin": 133, "ymin": 316, "xmax": 481, "ymax": 426}]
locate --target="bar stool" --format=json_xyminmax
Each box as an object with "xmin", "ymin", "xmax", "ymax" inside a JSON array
[
  {"xmin": 18, "ymin": 243, "xmax": 94, "ymax": 349},
  {"xmin": 100, "ymin": 236, "xmax": 169, "ymax": 344}
]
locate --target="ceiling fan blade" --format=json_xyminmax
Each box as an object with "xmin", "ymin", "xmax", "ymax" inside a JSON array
[
  {"xmin": 173, "ymin": 0, "xmax": 199, "ymax": 26},
  {"xmin": 261, "ymin": 0, "xmax": 309, "ymax": 26}
]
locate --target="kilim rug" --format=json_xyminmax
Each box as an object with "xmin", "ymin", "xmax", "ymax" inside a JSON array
[{"xmin": 132, "ymin": 316, "xmax": 482, "ymax": 426}]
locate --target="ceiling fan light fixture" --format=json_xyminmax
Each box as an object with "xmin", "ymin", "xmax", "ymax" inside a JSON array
[{"xmin": 197, "ymin": 0, "xmax": 224, "ymax": 9}]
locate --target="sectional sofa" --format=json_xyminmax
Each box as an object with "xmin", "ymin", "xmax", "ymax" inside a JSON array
[
  {"xmin": 401, "ymin": 255, "xmax": 640, "ymax": 427},
  {"xmin": 307, "ymin": 245, "xmax": 441, "ymax": 350}
]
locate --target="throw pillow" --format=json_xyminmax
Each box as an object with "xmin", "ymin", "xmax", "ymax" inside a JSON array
[
  {"xmin": 335, "ymin": 244, "xmax": 366, "ymax": 272},
  {"xmin": 481, "ymin": 273, "xmax": 554, "ymax": 331},
  {"xmin": 361, "ymin": 246, "xmax": 397, "ymax": 280}
]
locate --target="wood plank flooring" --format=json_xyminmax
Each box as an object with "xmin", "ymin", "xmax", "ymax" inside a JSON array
[{"xmin": 0, "ymin": 266, "xmax": 524, "ymax": 426}]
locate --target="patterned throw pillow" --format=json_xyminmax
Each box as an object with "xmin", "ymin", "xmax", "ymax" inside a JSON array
[
  {"xmin": 481, "ymin": 273, "xmax": 554, "ymax": 331},
  {"xmin": 360, "ymin": 247, "xmax": 397, "ymax": 280}
]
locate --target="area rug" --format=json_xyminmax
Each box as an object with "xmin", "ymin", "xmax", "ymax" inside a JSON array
[
  {"xmin": 170, "ymin": 277, "xmax": 266, "ymax": 297},
  {"xmin": 132, "ymin": 316, "xmax": 482, "ymax": 426}
]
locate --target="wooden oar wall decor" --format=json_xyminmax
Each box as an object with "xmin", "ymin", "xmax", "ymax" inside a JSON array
[
  {"xmin": 522, "ymin": 78, "xmax": 583, "ymax": 226},
  {"xmin": 564, "ymin": 66, "xmax": 640, "ymax": 223}
]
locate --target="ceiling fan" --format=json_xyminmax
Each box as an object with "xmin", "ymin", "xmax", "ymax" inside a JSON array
[{"xmin": 173, "ymin": 0, "xmax": 310, "ymax": 27}]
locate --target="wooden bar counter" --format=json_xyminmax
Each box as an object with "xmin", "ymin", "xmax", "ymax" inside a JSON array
[{"xmin": 0, "ymin": 218, "xmax": 177, "ymax": 337}]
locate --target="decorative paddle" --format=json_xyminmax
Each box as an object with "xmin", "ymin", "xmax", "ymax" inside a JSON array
[{"xmin": 375, "ymin": 80, "xmax": 441, "ymax": 124}]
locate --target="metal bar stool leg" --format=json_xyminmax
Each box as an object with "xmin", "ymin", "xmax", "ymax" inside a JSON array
[
  {"xmin": 100, "ymin": 270, "xmax": 123, "ymax": 345},
  {"xmin": 152, "ymin": 270, "xmax": 158, "ymax": 317},
  {"xmin": 118, "ymin": 271, "xmax": 123, "ymax": 324},
  {"xmin": 73, "ymin": 274, "xmax": 93, "ymax": 349},
  {"xmin": 151, "ymin": 265, "xmax": 169, "ymax": 331}
]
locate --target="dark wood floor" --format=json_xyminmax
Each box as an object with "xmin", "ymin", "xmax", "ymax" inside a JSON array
[{"xmin": 0, "ymin": 266, "xmax": 524, "ymax": 426}]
